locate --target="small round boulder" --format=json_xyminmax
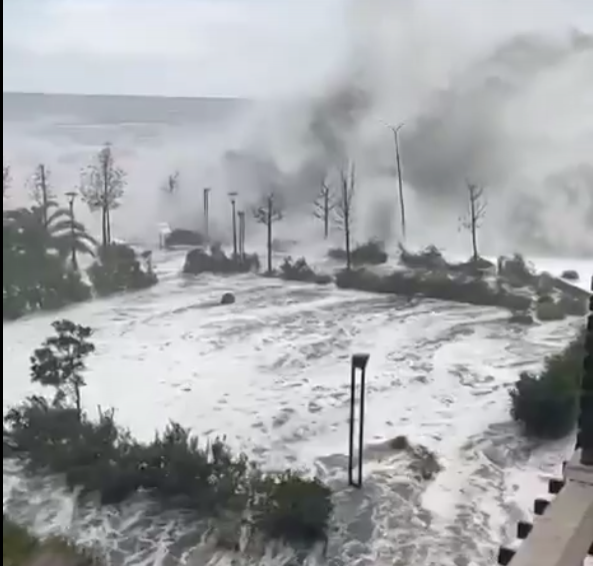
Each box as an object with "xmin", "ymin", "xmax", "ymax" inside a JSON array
[{"xmin": 221, "ymin": 292, "xmax": 236, "ymax": 305}]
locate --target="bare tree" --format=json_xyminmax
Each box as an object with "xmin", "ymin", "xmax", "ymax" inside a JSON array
[
  {"xmin": 460, "ymin": 181, "xmax": 487, "ymax": 261},
  {"xmin": 161, "ymin": 171, "xmax": 180, "ymax": 195},
  {"xmin": 80, "ymin": 144, "xmax": 126, "ymax": 248},
  {"xmin": 253, "ymin": 193, "xmax": 283, "ymax": 274},
  {"xmin": 390, "ymin": 124, "xmax": 407, "ymax": 241},
  {"xmin": 29, "ymin": 164, "xmax": 56, "ymax": 227},
  {"xmin": 333, "ymin": 162, "xmax": 356, "ymax": 271},
  {"xmin": 3, "ymin": 163, "xmax": 11, "ymax": 199},
  {"xmin": 313, "ymin": 175, "xmax": 335, "ymax": 239}
]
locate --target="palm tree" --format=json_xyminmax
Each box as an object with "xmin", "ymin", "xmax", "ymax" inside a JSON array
[{"xmin": 3, "ymin": 203, "xmax": 97, "ymax": 265}]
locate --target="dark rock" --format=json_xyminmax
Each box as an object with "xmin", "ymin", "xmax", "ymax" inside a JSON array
[
  {"xmin": 221, "ymin": 292, "xmax": 236, "ymax": 305},
  {"xmin": 388, "ymin": 435, "xmax": 410, "ymax": 451}
]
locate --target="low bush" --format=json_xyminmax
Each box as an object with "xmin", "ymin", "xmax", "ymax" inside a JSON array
[
  {"xmin": 279, "ymin": 257, "xmax": 332, "ymax": 285},
  {"xmin": 164, "ymin": 229, "xmax": 207, "ymax": 248},
  {"xmin": 3, "ymin": 320, "xmax": 333, "ymax": 549},
  {"xmin": 560, "ymin": 269, "xmax": 579, "ymax": 281},
  {"xmin": 3, "ymin": 515, "xmax": 98, "ymax": 566},
  {"xmin": 183, "ymin": 245, "xmax": 260, "ymax": 275},
  {"xmin": 335, "ymin": 268, "xmax": 532, "ymax": 310},
  {"xmin": 498, "ymin": 254, "xmax": 535, "ymax": 287},
  {"xmin": 510, "ymin": 328, "xmax": 584, "ymax": 439},
  {"xmin": 88, "ymin": 244, "xmax": 158, "ymax": 297},
  {"xmin": 4, "ymin": 264, "xmax": 92, "ymax": 321},
  {"xmin": 328, "ymin": 240, "xmax": 388, "ymax": 266},
  {"xmin": 398, "ymin": 245, "xmax": 447, "ymax": 270}
]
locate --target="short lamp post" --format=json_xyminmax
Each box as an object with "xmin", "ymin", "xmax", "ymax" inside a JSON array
[
  {"xmin": 228, "ymin": 192, "xmax": 238, "ymax": 259},
  {"xmin": 348, "ymin": 353, "xmax": 370, "ymax": 488},
  {"xmin": 203, "ymin": 187, "xmax": 211, "ymax": 240},
  {"xmin": 237, "ymin": 210, "xmax": 246, "ymax": 261},
  {"xmin": 65, "ymin": 191, "xmax": 78, "ymax": 270}
]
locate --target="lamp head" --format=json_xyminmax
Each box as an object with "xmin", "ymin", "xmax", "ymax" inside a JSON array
[{"xmin": 352, "ymin": 353, "xmax": 370, "ymax": 371}]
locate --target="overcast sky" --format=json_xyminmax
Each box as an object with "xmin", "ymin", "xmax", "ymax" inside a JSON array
[
  {"xmin": 3, "ymin": 0, "xmax": 592, "ymax": 98},
  {"xmin": 3, "ymin": 0, "xmax": 347, "ymax": 97}
]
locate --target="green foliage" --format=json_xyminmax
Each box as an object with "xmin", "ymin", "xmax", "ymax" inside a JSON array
[
  {"xmin": 183, "ymin": 245, "xmax": 260, "ymax": 275},
  {"xmin": 279, "ymin": 257, "xmax": 332, "ymax": 285},
  {"xmin": 335, "ymin": 268, "xmax": 532, "ymax": 310},
  {"xmin": 3, "ymin": 322, "xmax": 333, "ymax": 549},
  {"xmin": 510, "ymin": 328, "xmax": 584, "ymax": 439},
  {"xmin": 88, "ymin": 244, "xmax": 158, "ymax": 297},
  {"xmin": 3, "ymin": 515, "xmax": 99, "ymax": 566},
  {"xmin": 30, "ymin": 320, "xmax": 95, "ymax": 418},
  {"xmin": 3, "ymin": 200, "xmax": 95, "ymax": 320},
  {"xmin": 398, "ymin": 245, "xmax": 448, "ymax": 270},
  {"xmin": 252, "ymin": 472, "xmax": 333, "ymax": 545},
  {"xmin": 328, "ymin": 240, "xmax": 388, "ymax": 266},
  {"xmin": 3, "ymin": 516, "xmax": 38, "ymax": 566}
]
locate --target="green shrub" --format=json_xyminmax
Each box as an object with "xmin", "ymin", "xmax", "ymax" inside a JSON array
[
  {"xmin": 279, "ymin": 257, "xmax": 332, "ymax": 285},
  {"xmin": 335, "ymin": 268, "xmax": 532, "ymax": 310},
  {"xmin": 398, "ymin": 245, "xmax": 447, "ymax": 270},
  {"xmin": 88, "ymin": 244, "xmax": 158, "ymax": 297},
  {"xmin": 510, "ymin": 328, "xmax": 584, "ymax": 438},
  {"xmin": 3, "ymin": 320, "xmax": 333, "ymax": 548},
  {"xmin": 183, "ymin": 245, "xmax": 260, "ymax": 275},
  {"xmin": 328, "ymin": 240, "xmax": 388, "ymax": 266},
  {"xmin": 252, "ymin": 471, "xmax": 332, "ymax": 545},
  {"xmin": 3, "ymin": 515, "xmax": 98, "ymax": 566}
]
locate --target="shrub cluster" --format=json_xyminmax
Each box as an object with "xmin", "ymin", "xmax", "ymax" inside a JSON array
[
  {"xmin": 510, "ymin": 327, "xmax": 585, "ymax": 439},
  {"xmin": 3, "ymin": 515, "xmax": 98, "ymax": 566},
  {"xmin": 183, "ymin": 245, "xmax": 260, "ymax": 275},
  {"xmin": 279, "ymin": 258, "xmax": 332, "ymax": 285},
  {"xmin": 328, "ymin": 240, "xmax": 388, "ymax": 266},
  {"xmin": 88, "ymin": 244, "xmax": 158, "ymax": 297},
  {"xmin": 3, "ymin": 320, "xmax": 333, "ymax": 549},
  {"xmin": 335, "ymin": 268, "xmax": 532, "ymax": 310},
  {"xmin": 3, "ymin": 207, "xmax": 94, "ymax": 320}
]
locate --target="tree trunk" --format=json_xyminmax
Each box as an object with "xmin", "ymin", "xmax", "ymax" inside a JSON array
[
  {"xmin": 267, "ymin": 205, "xmax": 273, "ymax": 274},
  {"xmin": 470, "ymin": 196, "xmax": 478, "ymax": 261},
  {"xmin": 324, "ymin": 194, "xmax": 329, "ymax": 239},
  {"xmin": 106, "ymin": 209, "xmax": 112, "ymax": 246},
  {"xmin": 74, "ymin": 383, "xmax": 82, "ymax": 422},
  {"xmin": 40, "ymin": 165, "xmax": 49, "ymax": 228},
  {"xmin": 101, "ymin": 207, "xmax": 108, "ymax": 248},
  {"xmin": 345, "ymin": 211, "xmax": 351, "ymax": 271}
]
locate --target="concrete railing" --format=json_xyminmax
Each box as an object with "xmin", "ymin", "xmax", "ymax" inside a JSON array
[
  {"xmin": 498, "ymin": 278, "xmax": 592, "ymax": 566},
  {"xmin": 498, "ymin": 450, "xmax": 593, "ymax": 566}
]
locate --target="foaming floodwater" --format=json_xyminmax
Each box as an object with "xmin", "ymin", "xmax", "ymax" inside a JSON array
[{"xmin": 3, "ymin": 252, "xmax": 587, "ymax": 566}]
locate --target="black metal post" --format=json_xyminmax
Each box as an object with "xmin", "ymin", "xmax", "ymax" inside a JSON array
[
  {"xmin": 578, "ymin": 276, "xmax": 592, "ymax": 465},
  {"xmin": 237, "ymin": 211, "xmax": 245, "ymax": 261},
  {"xmin": 228, "ymin": 192, "xmax": 238, "ymax": 259},
  {"xmin": 203, "ymin": 188, "xmax": 211, "ymax": 240},
  {"xmin": 348, "ymin": 362, "xmax": 356, "ymax": 487},
  {"xmin": 348, "ymin": 353, "xmax": 370, "ymax": 488}
]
